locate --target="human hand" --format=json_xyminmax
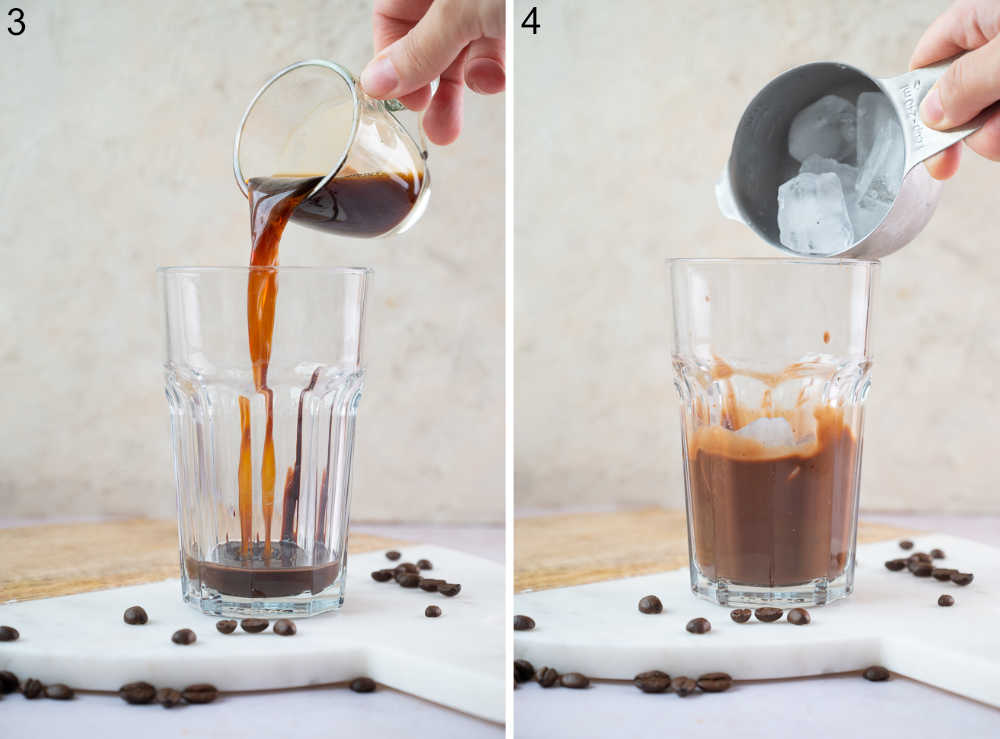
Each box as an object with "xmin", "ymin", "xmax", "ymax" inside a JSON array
[
  {"xmin": 910, "ymin": 0, "xmax": 1000, "ymax": 179},
  {"xmin": 361, "ymin": 0, "xmax": 505, "ymax": 145}
]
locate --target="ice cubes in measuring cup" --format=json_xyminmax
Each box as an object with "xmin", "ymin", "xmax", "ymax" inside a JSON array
[
  {"xmin": 735, "ymin": 417, "xmax": 797, "ymax": 447},
  {"xmin": 855, "ymin": 93, "xmax": 905, "ymax": 206},
  {"xmin": 787, "ymin": 95, "xmax": 857, "ymax": 163},
  {"xmin": 777, "ymin": 172, "xmax": 854, "ymax": 255},
  {"xmin": 799, "ymin": 154, "xmax": 858, "ymax": 193}
]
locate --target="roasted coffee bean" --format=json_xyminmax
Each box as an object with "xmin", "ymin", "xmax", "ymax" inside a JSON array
[
  {"xmin": 0, "ymin": 670, "xmax": 18, "ymax": 694},
  {"xmin": 560, "ymin": 672, "xmax": 590, "ymax": 689},
  {"xmin": 371, "ymin": 569, "xmax": 393, "ymax": 582},
  {"xmin": 787, "ymin": 608, "xmax": 811, "ymax": 625},
  {"xmin": 951, "ymin": 572, "xmax": 974, "ymax": 586},
  {"xmin": 394, "ymin": 563, "xmax": 419, "ymax": 574},
  {"xmin": 671, "ymin": 676, "xmax": 697, "ymax": 697},
  {"xmin": 697, "ymin": 672, "xmax": 733, "ymax": 692},
  {"xmin": 350, "ymin": 677, "xmax": 376, "ymax": 693},
  {"xmin": 425, "ymin": 605, "xmax": 442, "ymax": 618},
  {"xmin": 44, "ymin": 684, "xmax": 73, "ymax": 700},
  {"xmin": 182, "ymin": 683, "xmax": 219, "ymax": 704},
  {"xmin": 418, "ymin": 578, "xmax": 442, "ymax": 592},
  {"xmin": 241, "ymin": 618, "xmax": 269, "ymax": 633},
  {"xmin": 911, "ymin": 562, "xmax": 933, "ymax": 577},
  {"xmin": 273, "ymin": 619, "xmax": 296, "ymax": 636},
  {"xmin": 686, "ymin": 617, "xmax": 711, "ymax": 634},
  {"xmin": 930, "ymin": 548, "xmax": 945, "ymax": 559},
  {"xmin": 514, "ymin": 660, "xmax": 536, "ymax": 683},
  {"xmin": 637, "ymin": 595, "xmax": 663, "ymax": 614},
  {"xmin": 171, "ymin": 628, "xmax": 197, "ymax": 645},
  {"xmin": 938, "ymin": 594, "xmax": 955, "ymax": 607},
  {"xmin": 23, "ymin": 678, "xmax": 43, "ymax": 699},
  {"xmin": 156, "ymin": 687, "xmax": 183, "ymax": 708},
  {"xmin": 537, "ymin": 667, "xmax": 559, "ymax": 688},
  {"xmin": 385, "ymin": 550, "xmax": 401, "ymax": 561},
  {"xmin": 514, "ymin": 614, "xmax": 535, "ymax": 631},
  {"xmin": 123, "ymin": 606, "xmax": 148, "ymax": 625},
  {"xmin": 899, "ymin": 540, "xmax": 914, "ymax": 550},
  {"xmin": 634, "ymin": 671, "xmax": 671, "ymax": 693},
  {"xmin": 0, "ymin": 625, "xmax": 19, "ymax": 641},
  {"xmin": 416, "ymin": 559, "xmax": 432, "ymax": 570},
  {"xmin": 439, "ymin": 583, "xmax": 461, "ymax": 597},
  {"xmin": 398, "ymin": 573, "xmax": 421, "ymax": 588},
  {"xmin": 862, "ymin": 666, "xmax": 890, "ymax": 682},
  {"xmin": 755, "ymin": 607, "xmax": 783, "ymax": 622},
  {"xmin": 910, "ymin": 552, "xmax": 932, "ymax": 563},
  {"xmin": 119, "ymin": 681, "xmax": 156, "ymax": 705},
  {"xmin": 730, "ymin": 608, "xmax": 752, "ymax": 623},
  {"xmin": 932, "ymin": 568, "xmax": 957, "ymax": 581},
  {"xmin": 216, "ymin": 619, "xmax": 237, "ymax": 634},
  {"xmin": 884, "ymin": 559, "xmax": 907, "ymax": 571}
]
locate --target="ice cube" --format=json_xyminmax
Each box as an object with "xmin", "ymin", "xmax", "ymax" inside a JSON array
[
  {"xmin": 788, "ymin": 95, "xmax": 857, "ymax": 163},
  {"xmin": 848, "ymin": 194, "xmax": 890, "ymax": 240},
  {"xmin": 855, "ymin": 117, "xmax": 905, "ymax": 206},
  {"xmin": 777, "ymin": 172, "xmax": 855, "ymax": 255},
  {"xmin": 736, "ymin": 417, "xmax": 796, "ymax": 447},
  {"xmin": 856, "ymin": 92, "xmax": 896, "ymax": 164},
  {"xmin": 799, "ymin": 154, "xmax": 858, "ymax": 194}
]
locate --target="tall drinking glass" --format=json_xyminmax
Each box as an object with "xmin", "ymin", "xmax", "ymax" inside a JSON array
[
  {"xmin": 669, "ymin": 258, "xmax": 878, "ymax": 607},
  {"xmin": 160, "ymin": 266, "xmax": 370, "ymax": 617}
]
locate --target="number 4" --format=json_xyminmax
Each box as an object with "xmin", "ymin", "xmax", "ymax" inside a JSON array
[{"xmin": 521, "ymin": 6, "xmax": 539, "ymax": 34}]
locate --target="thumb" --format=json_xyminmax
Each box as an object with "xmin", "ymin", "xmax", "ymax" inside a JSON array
[
  {"xmin": 920, "ymin": 35, "xmax": 1000, "ymax": 129},
  {"xmin": 361, "ymin": 1, "xmax": 477, "ymax": 99}
]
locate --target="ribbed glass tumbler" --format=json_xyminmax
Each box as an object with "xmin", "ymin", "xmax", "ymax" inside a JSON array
[{"xmin": 160, "ymin": 266, "xmax": 371, "ymax": 617}]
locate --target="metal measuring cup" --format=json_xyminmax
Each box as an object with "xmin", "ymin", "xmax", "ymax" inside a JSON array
[{"xmin": 720, "ymin": 58, "xmax": 985, "ymax": 258}]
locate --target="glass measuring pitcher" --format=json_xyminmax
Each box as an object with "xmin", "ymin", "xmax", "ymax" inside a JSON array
[{"xmin": 234, "ymin": 59, "xmax": 430, "ymax": 239}]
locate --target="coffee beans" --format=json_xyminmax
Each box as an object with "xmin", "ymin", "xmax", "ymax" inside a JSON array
[
  {"xmin": 730, "ymin": 608, "xmax": 751, "ymax": 623},
  {"xmin": 0, "ymin": 671, "xmax": 18, "ymax": 694},
  {"xmin": 671, "ymin": 676, "xmax": 697, "ymax": 696},
  {"xmin": 514, "ymin": 660, "xmax": 535, "ymax": 683},
  {"xmin": 397, "ymin": 573, "xmax": 421, "ymax": 588},
  {"xmin": 537, "ymin": 667, "xmax": 559, "ymax": 687},
  {"xmin": 932, "ymin": 568, "xmax": 956, "ymax": 581},
  {"xmin": 182, "ymin": 683, "xmax": 219, "ymax": 704},
  {"xmin": 787, "ymin": 608, "xmax": 811, "ymax": 625},
  {"xmin": 899, "ymin": 540, "xmax": 914, "ymax": 550},
  {"xmin": 216, "ymin": 619, "xmax": 237, "ymax": 634},
  {"xmin": 371, "ymin": 569, "xmax": 393, "ymax": 582},
  {"xmin": 909, "ymin": 552, "xmax": 932, "ymax": 563},
  {"xmin": 44, "ymin": 683, "xmax": 74, "ymax": 700},
  {"xmin": 862, "ymin": 665, "xmax": 890, "ymax": 682},
  {"xmin": 350, "ymin": 677, "xmax": 376, "ymax": 693},
  {"xmin": 171, "ymin": 628, "xmax": 196, "ymax": 645},
  {"xmin": 0, "ymin": 625, "xmax": 20, "ymax": 641},
  {"xmin": 696, "ymin": 672, "xmax": 733, "ymax": 692},
  {"xmin": 23, "ymin": 678, "xmax": 43, "ymax": 699},
  {"xmin": 395, "ymin": 562, "xmax": 419, "ymax": 574},
  {"xmin": 951, "ymin": 572, "xmax": 974, "ymax": 586},
  {"xmin": 425, "ymin": 605, "xmax": 442, "ymax": 618},
  {"xmin": 938, "ymin": 594, "xmax": 955, "ymax": 607},
  {"xmin": 754, "ymin": 607, "xmax": 782, "ymax": 622},
  {"xmin": 637, "ymin": 595, "xmax": 663, "ymax": 614},
  {"xmin": 156, "ymin": 687, "xmax": 183, "ymax": 708},
  {"xmin": 273, "ymin": 619, "xmax": 296, "ymax": 636},
  {"xmin": 686, "ymin": 617, "xmax": 711, "ymax": 634},
  {"xmin": 910, "ymin": 562, "xmax": 933, "ymax": 577},
  {"xmin": 930, "ymin": 548, "xmax": 945, "ymax": 559},
  {"xmin": 514, "ymin": 614, "xmax": 535, "ymax": 631},
  {"xmin": 417, "ymin": 559, "xmax": 432, "ymax": 570},
  {"xmin": 371, "ymin": 559, "xmax": 461, "ymax": 599},
  {"xmin": 884, "ymin": 559, "xmax": 906, "ymax": 571},
  {"xmin": 634, "ymin": 670, "xmax": 671, "ymax": 693},
  {"xmin": 559, "ymin": 672, "xmax": 589, "ymax": 689},
  {"xmin": 123, "ymin": 606, "xmax": 148, "ymax": 625},
  {"xmin": 120, "ymin": 681, "xmax": 156, "ymax": 704},
  {"xmin": 419, "ymin": 578, "xmax": 442, "ymax": 592},
  {"xmin": 240, "ymin": 618, "xmax": 268, "ymax": 633},
  {"xmin": 385, "ymin": 550, "xmax": 401, "ymax": 561},
  {"xmin": 439, "ymin": 583, "xmax": 461, "ymax": 597}
]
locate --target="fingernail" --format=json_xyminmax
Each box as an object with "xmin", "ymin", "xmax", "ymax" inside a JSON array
[
  {"xmin": 920, "ymin": 87, "xmax": 944, "ymax": 126},
  {"xmin": 360, "ymin": 55, "xmax": 399, "ymax": 97}
]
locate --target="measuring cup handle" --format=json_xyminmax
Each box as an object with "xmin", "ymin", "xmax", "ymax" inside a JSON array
[{"xmin": 881, "ymin": 54, "xmax": 986, "ymax": 172}]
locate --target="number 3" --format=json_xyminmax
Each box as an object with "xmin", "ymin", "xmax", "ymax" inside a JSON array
[{"xmin": 8, "ymin": 7, "xmax": 25, "ymax": 36}]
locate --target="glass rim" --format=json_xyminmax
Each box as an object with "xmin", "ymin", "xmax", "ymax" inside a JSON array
[
  {"xmin": 667, "ymin": 257, "xmax": 879, "ymax": 267},
  {"xmin": 157, "ymin": 265, "xmax": 373, "ymax": 275}
]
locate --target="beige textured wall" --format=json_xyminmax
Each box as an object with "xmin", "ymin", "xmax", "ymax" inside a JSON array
[
  {"xmin": 0, "ymin": 1, "xmax": 503, "ymax": 521},
  {"xmin": 515, "ymin": 0, "xmax": 1000, "ymax": 513}
]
